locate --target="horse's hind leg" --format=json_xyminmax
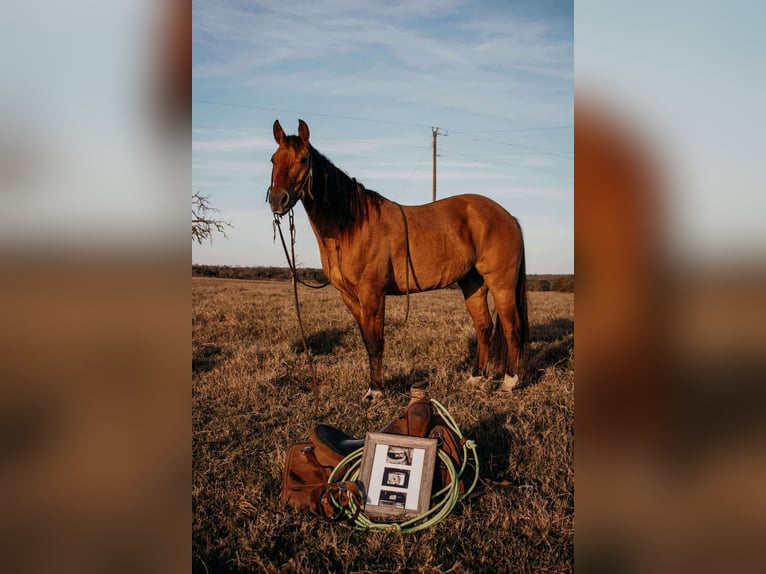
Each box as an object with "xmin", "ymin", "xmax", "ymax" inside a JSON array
[
  {"xmin": 458, "ymin": 269, "xmax": 492, "ymax": 381},
  {"xmin": 490, "ymin": 287, "xmax": 524, "ymax": 391}
]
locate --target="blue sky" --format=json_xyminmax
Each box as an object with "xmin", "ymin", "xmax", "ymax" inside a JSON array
[{"xmin": 193, "ymin": 0, "xmax": 573, "ymax": 273}]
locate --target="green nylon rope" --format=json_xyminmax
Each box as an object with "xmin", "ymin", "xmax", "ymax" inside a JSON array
[{"xmin": 326, "ymin": 400, "xmax": 479, "ymax": 533}]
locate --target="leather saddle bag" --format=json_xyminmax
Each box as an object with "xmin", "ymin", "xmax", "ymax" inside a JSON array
[{"xmin": 280, "ymin": 441, "xmax": 362, "ymax": 518}]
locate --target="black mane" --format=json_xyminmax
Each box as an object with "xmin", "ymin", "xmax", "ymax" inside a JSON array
[{"xmin": 306, "ymin": 144, "xmax": 382, "ymax": 232}]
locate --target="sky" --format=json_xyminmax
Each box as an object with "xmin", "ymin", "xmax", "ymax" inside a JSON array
[{"xmin": 192, "ymin": 0, "xmax": 573, "ymax": 274}]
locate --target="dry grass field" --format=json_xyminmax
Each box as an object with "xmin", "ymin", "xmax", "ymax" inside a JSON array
[{"xmin": 193, "ymin": 276, "xmax": 573, "ymax": 573}]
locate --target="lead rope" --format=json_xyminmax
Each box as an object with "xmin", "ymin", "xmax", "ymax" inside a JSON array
[
  {"xmin": 273, "ymin": 211, "xmax": 330, "ymax": 290},
  {"xmin": 273, "ymin": 211, "xmax": 321, "ymax": 418}
]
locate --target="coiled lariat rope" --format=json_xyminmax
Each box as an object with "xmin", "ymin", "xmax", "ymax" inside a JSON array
[{"xmin": 325, "ymin": 399, "xmax": 480, "ymax": 533}]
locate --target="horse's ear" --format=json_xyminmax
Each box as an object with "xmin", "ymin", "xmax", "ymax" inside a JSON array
[
  {"xmin": 273, "ymin": 120, "xmax": 285, "ymax": 144},
  {"xmin": 298, "ymin": 119, "xmax": 310, "ymax": 143}
]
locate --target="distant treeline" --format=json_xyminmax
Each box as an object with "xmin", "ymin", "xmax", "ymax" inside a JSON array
[
  {"xmin": 526, "ymin": 274, "xmax": 574, "ymax": 293},
  {"xmin": 192, "ymin": 264, "xmax": 326, "ymax": 284},
  {"xmin": 193, "ymin": 265, "xmax": 573, "ymax": 292}
]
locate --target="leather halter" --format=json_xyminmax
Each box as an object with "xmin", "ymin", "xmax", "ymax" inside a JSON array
[{"xmin": 294, "ymin": 147, "xmax": 313, "ymax": 200}]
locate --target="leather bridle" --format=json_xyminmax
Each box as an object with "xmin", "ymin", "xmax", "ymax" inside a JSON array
[{"xmin": 267, "ymin": 146, "xmax": 313, "ymax": 207}]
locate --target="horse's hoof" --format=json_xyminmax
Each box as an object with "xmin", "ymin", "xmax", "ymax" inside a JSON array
[
  {"xmin": 363, "ymin": 388, "xmax": 383, "ymax": 406},
  {"xmin": 467, "ymin": 375, "xmax": 484, "ymax": 386},
  {"xmin": 499, "ymin": 374, "xmax": 519, "ymax": 392}
]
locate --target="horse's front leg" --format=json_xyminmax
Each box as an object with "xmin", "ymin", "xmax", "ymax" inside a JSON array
[
  {"xmin": 360, "ymin": 292, "xmax": 386, "ymax": 405},
  {"xmin": 342, "ymin": 290, "xmax": 386, "ymax": 405}
]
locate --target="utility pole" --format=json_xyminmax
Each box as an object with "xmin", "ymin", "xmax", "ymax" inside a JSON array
[{"xmin": 432, "ymin": 127, "xmax": 439, "ymax": 202}]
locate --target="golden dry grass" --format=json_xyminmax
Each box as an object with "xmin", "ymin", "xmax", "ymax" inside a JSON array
[{"xmin": 193, "ymin": 277, "xmax": 573, "ymax": 573}]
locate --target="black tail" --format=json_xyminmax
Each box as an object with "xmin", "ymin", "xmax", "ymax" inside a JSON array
[
  {"xmin": 488, "ymin": 236, "xmax": 529, "ymax": 376},
  {"xmin": 516, "ymin": 245, "xmax": 529, "ymax": 353}
]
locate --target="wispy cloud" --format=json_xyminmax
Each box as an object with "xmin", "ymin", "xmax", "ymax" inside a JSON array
[
  {"xmin": 193, "ymin": 0, "xmax": 572, "ymax": 111},
  {"xmin": 192, "ymin": 136, "xmax": 274, "ymax": 153},
  {"xmin": 192, "ymin": 0, "xmax": 573, "ymax": 271},
  {"xmin": 192, "ymin": 159, "xmax": 267, "ymax": 177}
]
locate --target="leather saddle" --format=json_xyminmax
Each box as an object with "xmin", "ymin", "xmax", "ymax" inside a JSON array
[
  {"xmin": 309, "ymin": 380, "xmax": 433, "ymax": 467},
  {"xmin": 308, "ymin": 381, "xmax": 466, "ymax": 494},
  {"xmin": 309, "ymin": 424, "xmax": 364, "ymax": 468}
]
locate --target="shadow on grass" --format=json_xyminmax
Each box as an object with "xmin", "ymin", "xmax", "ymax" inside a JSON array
[
  {"xmin": 455, "ymin": 318, "xmax": 574, "ymax": 389},
  {"xmin": 523, "ymin": 317, "xmax": 574, "ymax": 388},
  {"xmin": 530, "ymin": 318, "xmax": 574, "ymax": 343},
  {"xmin": 466, "ymin": 411, "xmax": 515, "ymax": 480},
  {"xmin": 192, "ymin": 344, "xmax": 228, "ymax": 374},
  {"xmin": 455, "ymin": 319, "xmax": 574, "ymax": 394},
  {"xmin": 291, "ymin": 327, "xmax": 352, "ymax": 356},
  {"xmin": 458, "ymin": 335, "xmax": 479, "ymax": 373},
  {"xmin": 272, "ymin": 369, "xmax": 323, "ymax": 396},
  {"xmin": 521, "ymin": 337, "xmax": 572, "ymax": 387},
  {"xmin": 385, "ymin": 368, "xmax": 434, "ymax": 396}
]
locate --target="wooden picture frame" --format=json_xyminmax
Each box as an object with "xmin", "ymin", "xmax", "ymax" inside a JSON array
[{"xmin": 358, "ymin": 432, "xmax": 438, "ymax": 520}]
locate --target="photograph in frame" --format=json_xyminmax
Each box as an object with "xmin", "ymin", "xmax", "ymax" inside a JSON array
[{"xmin": 358, "ymin": 432, "xmax": 438, "ymax": 519}]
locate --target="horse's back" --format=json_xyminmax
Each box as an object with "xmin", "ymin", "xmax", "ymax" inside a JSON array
[
  {"xmin": 420, "ymin": 193, "xmax": 521, "ymax": 242},
  {"xmin": 419, "ymin": 193, "xmax": 516, "ymax": 221},
  {"xmin": 388, "ymin": 194, "xmax": 522, "ymax": 290}
]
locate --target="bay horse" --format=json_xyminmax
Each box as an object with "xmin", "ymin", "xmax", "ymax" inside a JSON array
[{"xmin": 267, "ymin": 119, "xmax": 528, "ymax": 404}]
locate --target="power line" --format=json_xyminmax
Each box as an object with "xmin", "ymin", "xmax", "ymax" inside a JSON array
[
  {"xmin": 397, "ymin": 144, "xmax": 432, "ymax": 195},
  {"xmin": 192, "ymin": 124, "xmax": 431, "ymax": 151},
  {"xmin": 455, "ymin": 125, "xmax": 573, "ymax": 133},
  {"xmin": 438, "ymin": 146, "xmax": 572, "ymax": 178},
  {"xmin": 193, "ymin": 99, "xmax": 432, "ymax": 129},
  {"xmin": 194, "ymin": 99, "xmax": 572, "ymax": 173},
  {"xmin": 194, "ymin": 99, "xmax": 573, "ymax": 138},
  {"xmin": 447, "ymin": 131, "xmax": 573, "ymax": 160}
]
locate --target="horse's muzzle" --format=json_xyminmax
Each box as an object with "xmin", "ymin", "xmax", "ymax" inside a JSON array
[{"xmin": 268, "ymin": 188, "xmax": 291, "ymax": 215}]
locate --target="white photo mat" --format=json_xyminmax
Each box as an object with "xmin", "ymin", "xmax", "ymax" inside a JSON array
[{"xmin": 358, "ymin": 432, "xmax": 437, "ymax": 519}]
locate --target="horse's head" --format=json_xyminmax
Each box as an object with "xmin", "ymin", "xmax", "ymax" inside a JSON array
[{"xmin": 267, "ymin": 119, "xmax": 312, "ymax": 216}]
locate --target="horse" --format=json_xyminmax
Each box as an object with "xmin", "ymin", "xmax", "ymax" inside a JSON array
[{"xmin": 267, "ymin": 119, "xmax": 528, "ymax": 405}]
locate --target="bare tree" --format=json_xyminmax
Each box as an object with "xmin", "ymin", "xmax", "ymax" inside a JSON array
[{"xmin": 193, "ymin": 191, "xmax": 232, "ymax": 244}]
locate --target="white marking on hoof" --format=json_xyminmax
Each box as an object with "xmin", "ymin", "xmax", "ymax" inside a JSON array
[
  {"xmin": 363, "ymin": 388, "xmax": 383, "ymax": 405},
  {"xmin": 467, "ymin": 375, "xmax": 484, "ymax": 385},
  {"xmin": 499, "ymin": 374, "xmax": 519, "ymax": 392}
]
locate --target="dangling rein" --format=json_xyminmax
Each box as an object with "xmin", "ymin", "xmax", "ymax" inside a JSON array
[
  {"xmin": 273, "ymin": 210, "xmax": 326, "ymax": 419},
  {"xmin": 270, "ymin": 158, "xmax": 413, "ymax": 416}
]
